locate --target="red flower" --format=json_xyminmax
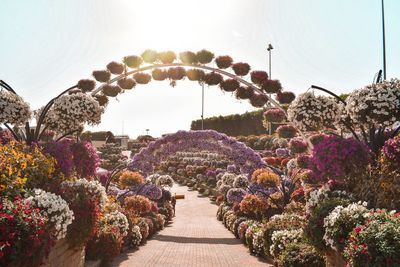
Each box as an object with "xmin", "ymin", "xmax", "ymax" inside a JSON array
[{"xmin": 354, "ymin": 226, "xmax": 362, "ymax": 234}]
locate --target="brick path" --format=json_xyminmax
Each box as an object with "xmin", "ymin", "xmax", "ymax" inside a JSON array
[{"xmin": 110, "ymin": 185, "xmax": 272, "ymax": 267}]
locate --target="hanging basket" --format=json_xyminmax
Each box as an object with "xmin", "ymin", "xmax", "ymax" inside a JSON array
[
  {"xmin": 232, "ymin": 62, "xmax": 251, "ymax": 76},
  {"xmin": 215, "ymin": 55, "xmax": 233, "ymax": 69},
  {"xmin": 94, "ymin": 94, "xmax": 109, "ymax": 106},
  {"xmin": 196, "ymin": 49, "xmax": 214, "ymax": 64},
  {"xmin": 157, "ymin": 51, "xmax": 176, "ymax": 64},
  {"xmin": 133, "ymin": 72, "xmax": 152, "ymax": 84},
  {"xmin": 250, "ymin": 70, "xmax": 269, "ymax": 85},
  {"xmin": 186, "ymin": 69, "xmax": 205, "ymax": 81},
  {"xmin": 141, "ymin": 49, "xmax": 158, "ymax": 63},
  {"xmin": 106, "ymin": 61, "xmax": 124, "ymax": 74},
  {"xmin": 123, "ymin": 55, "xmax": 143, "ymax": 68},
  {"xmin": 250, "ymin": 94, "xmax": 268, "ymax": 107},
  {"xmin": 261, "ymin": 79, "xmax": 282, "ymax": 94},
  {"xmin": 204, "ymin": 72, "xmax": 223, "ymax": 86},
  {"xmin": 102, "ymin": 85, "xmax": 121, "ymax": 97},
  {"xmin": 152, "ymin": 69, "xmax": 168, "ymax": 81},
  {"xmin": 117, "ymin": 78, "xmax": 136, "ymax": 90},
  {"xmin": 77, "ymin": 79, "xmax": 96, "ymax": 92},
  {"xmin": 220, "ymin": 79, "xmax": 240, "ymax": 92},
  {"xmin": 167, "ymin": 67, "xmax": 186, "ymax": 80},
  {"xmin": 179, "ymin": 51, "xmax": 198, "ymax": 65},
  {"xmin": 277, "ymin": 91, "xmax": 296, "ymax": 104},
  {"xmin": 235, "ymin": 86, "xmax": 254, "ymax": 100},
  {"xmin": 92, "ymin": 70, "xmax": 111, "ymax": 83}
]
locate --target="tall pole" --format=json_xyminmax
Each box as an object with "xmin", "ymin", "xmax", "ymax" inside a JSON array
[
  {"xmin": 201, "ymin": 83, "xmax": 204, "ymax": 130},
  {"xmin": 381, "ymin": 0, "xmax": 387, "ymax": 80},
  {"xmin": 267, "ymin": 44, "xmax": 274, "ymax": 135}
]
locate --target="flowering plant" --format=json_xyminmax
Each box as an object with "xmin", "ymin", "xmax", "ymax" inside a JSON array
[
  {"xmin": 276, "ymin": 91, "xmax": 296, "ymax": 104},
  {"xmin": 155, "ymin": 175, "xmax": 174, "ymax": 188},
  {"xmin": 124, "ymin": 195, "xmax": 152, "ymax": 217},
  {"xmin": 226, "ymin": 188, "xmax": 247, "ymax": 204},
  {"xmin": 0, "ymin": 197, "xmax": 53, "ymax": 267},
  {"xmin": 239, "ymin": 194, "xmax": 268, "ymax": 219},
  {"xmin": 269, "ymin": 229, "xmax": 304, "ymax": 258},
  {"xmin": 276, "ymin": 125, "xmax": 297, "ymax": 139},
  {"xmin": 288, "ymin": 138, "xmax": 308, "ymax": 154},
  {"xmin": 323, "ymin": 201, "xmax": 369, "ymax": 251},
  {"xmin": 71, "ymin": 141, "xmax": 100, "ymax": 178},
  {"xmin": 25, "ymin": 189, "xmax": 74, "ymax": 240},
  {"xmin": 343, "ymin": 210, "xmax": 400, "ymax": 266},
  {"xmin": 232, "ymin": 62, "xmax": 251, "ymax": 76},
  {"xmin": 277, "ymin": 242, "xmax": 325, "ymax": 267},
  {"xmin": 287, "ymin": 92, "xmax": 340, "ymax": 131},
  {"xmin": 103, "ymin": 210, "xmax": 129, "ymax": 237},
  {"xmin": 263, "ymin": 108, "xmax": 286, "ymax": 124},
  {"xmin": 0, "ymin": 89, "xmax": 31, "ymax": 125},
  {"xmin": 215, "ymin": 55, "xmax": 233, "ymax": 69},
  {"xmin": 119, "ymin": 171, "xmax": 145, "ymax": 189},
  {"xmin": 60, "ymin": 179, "xmax": 106, "ymax": 247}
]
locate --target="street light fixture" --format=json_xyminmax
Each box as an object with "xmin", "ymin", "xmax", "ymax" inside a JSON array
[
  {"xmin": 267, "ymin": 44, "xmax": 273, "ymax": 79},
  {"xmin": 145, "ymin": 129, "xmax": 149, "ymax": 135}
]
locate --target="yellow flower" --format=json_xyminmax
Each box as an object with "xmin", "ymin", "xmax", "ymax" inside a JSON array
[{"xmin": 15, "ymin": 177, "xmax": 27, "ymax": 187}]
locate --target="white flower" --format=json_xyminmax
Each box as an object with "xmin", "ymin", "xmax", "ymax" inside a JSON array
[
  {"xmin": 103, "ymin": 210, "xmax": 129, "ymax": 237},
  {"xmin": 61, "ymin": 178, "xmax": 107, "ymax": 207},
  {"xmin": 25, "ymin": 189, "xmax": 74, "ymax": 240},
  {"xmin": 0, "ymin": 89, "xmax": 31, "ymax": 125},
  {"xmin": 270, "ymin": 229, "xmax": 303, "ymax": 258}
]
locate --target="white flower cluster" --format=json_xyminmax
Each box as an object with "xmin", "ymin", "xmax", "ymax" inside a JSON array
[
  {"xmin": 25, "ymin": 189, "xmax": 74, "ymax": 240},
  {"xmin": 323, "ymin": 201, "xmax": 369, "ymax": 250},
  {"xmin": 221, "ymin": 173, "xmax": 236, "ymax": 186},
  {"xmin": 62, "ymin": 179, "xmax": 108, "ymax": 207},
  {"xmin": 40, "ymin": 92, "xmax": 104, "ymax": 133},
  {"xmin": 270, "ymin": 229, "xmax": 303, "ymax": 258},
  {"xmin": 252, "ymin": 228, "xmax": 266, "ymax": 256},
  {"xmin": 131, "ymin": 225, "xmax": 142, "ymax": 247},
  {"xmin": 0, "ymin": 89, "xmax": 31, "ymax": 125},
  {"xmin": 146, "ymin": 173, "xmax": 160, "ymax": 183},
  {"xmin": 287, "ymin": 92, "xmax": 340, "ymax": 131},
  {"xmin": 103, "ymin": 210, "xmax": 129, "ymax": 237},
  {"xmin": 346, "ymin": 79, "xmax": 400, "ymax": 128},
  {"xmin": 155, "ymin": 175, "xmax": 174, "ymax": 188},
  {"xmin": 233, "ymin": 174, "xmax": 249, "ymax": 188},
  {"xmin": 306, "ymin": 186, "xmax": 352, "ymax": 214}
]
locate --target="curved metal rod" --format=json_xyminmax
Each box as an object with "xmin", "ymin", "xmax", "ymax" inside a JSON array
[
  {"xmin": 90, "ymin": 63, "xmax": 286, "ymax": 113},
  {"xmin": 0, "ymin": 80, "xmax": 17, "ymax": 94},
  {"xmin": 311, "ymin": 85, "xmax": 347, "ymax": 106},
  {"xmin": 3, "ymin": 123, "xmax": 21, "ymax": 141}
]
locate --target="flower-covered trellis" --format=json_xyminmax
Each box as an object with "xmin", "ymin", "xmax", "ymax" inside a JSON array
[
  {"xmin": 1, "ymin": 49, "xmax": 295, "ymax": 145},
  {"xmin": 128, "ymin": 130, "xmax": 267, "ymax": 175}
]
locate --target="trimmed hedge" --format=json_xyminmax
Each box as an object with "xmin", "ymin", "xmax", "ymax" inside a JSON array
[{"xmin": 191, "ymin": 110, "xmax": 266, "ymax": 136}]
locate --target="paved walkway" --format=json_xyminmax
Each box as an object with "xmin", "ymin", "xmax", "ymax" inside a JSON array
[{"xmin": 110, "ymin": 185, "xmax": 272, "ymax": 267}]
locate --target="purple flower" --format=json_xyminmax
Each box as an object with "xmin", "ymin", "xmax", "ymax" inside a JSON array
[
  {"xmin": 139, "ymin": 184, "xmax": 162, "ymax": 200},
  {"xmin": 382, "ymin": 135, "xmax": 400, "ymax": 165},
  {"xmin": 42, "ymin": 139, "xmax": 74, "ymax": 177},
  {"xmin": 275, "ymin": 148, "xmax": 289, "ymax": 157},
  {"xmin": 226, "ymin": 188, "xmax": 248, "ymax": 204}
]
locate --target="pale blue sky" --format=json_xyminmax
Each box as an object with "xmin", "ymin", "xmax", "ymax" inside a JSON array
[{"xmin": 1, "ymin": 0, "xmax": 399, "ymax": 137}]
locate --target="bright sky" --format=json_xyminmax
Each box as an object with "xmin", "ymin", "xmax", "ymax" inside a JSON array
[{"xmin": 1, "ymin": 0, "xmax": 399, "ymax": 137}]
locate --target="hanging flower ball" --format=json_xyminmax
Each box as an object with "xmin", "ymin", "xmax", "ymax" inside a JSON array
[
  {"xmin": 133, "ymin": 72, "xmax": 152, "ymax": 84},
  {"xmin": 261, "ymin": 79, "xmax": 282, "ymax": 94},
  {"xmin": 102, "ymin": 85, "xmax": 121, "ymax": 97},
  {"xmin": 157, "ymin": 51, "xmax": 176, "ymax": 64},
  {"xmin": 263, "ymin": 108, "xmax": 286, "ymax": 123},
  {"xmin": 0, "ymin": 90, "xmax": 31, "ymax": 125},
  {"xmin": 288, "ymin": 138, "xmax": 308, "ymax": 154},
  {"xmin": 220, "ymin": 79, "xmax": 240, "ymax": 92},
  {"xmin": 186, "ymin": 69, "xmax": 205, "ymax": 81},
  {"xmin": 117, "ymin": 78, "xmax": 136, "ymax": 90},
  {"xmin": 123, "ymin": 55, "xmax": 143, "ymax": 68},
  {"xmin": 215, "ymin": 55, "xmax": 233, "ymax": 69},
  {"xmin": 250, "ymin": 94, "xmax": 268, "ymax": 107},
  {"xmin": 250, "ymin": 71, "xmax": 269, "ymax": 85},
  {"xmin": 276, "ymin": 125, "xmax": 297, "ymax": 138},
  {"xmin": 287, "ymin": 92, "xmax": 340, "ymax": 131},
  {"xmin": 152, "ymin": 69, "xmax": 168, "ymax": 81},
  {"xmin": 92, "ymin": 70, "xmax": 111, "ymax": 82},
  {"xmin": 309, "ymin": 133, "xmax": 328, "ymax": 146},
  {"xmin": 276, "ymin": 91, "xmax": 296, "ymax": 104},
  {"xmin": 141, "ymin": 49, "xmax": 158, "ymax": 63},
  {"xmin": 167, "ymin": 67, "xmax": 186, "ymax": 80},
  {"xmin": 77, "ymin": 79, "xmax": 96, "ymax": 92},
  {"xmin": 235, "ymin": 86, "xmax": 254, "ymax": 100},
  {"xmin": 346, "ymin": 79, "xmax": 400, "ymax": 128},
  {"xmin": 94, "ymin": 94, "xmax": 109, "ymax": 107},
  {"xmin": 204, "ymin": 72, "xmax": 223, "ymax": 86},
  {"xmin": 196, "ymin": 49, "xmax": 214, "ymax": 64},
  {"xmin": 179, "ymin": 51, "xmax": 198, "ymax": 64},
  {"xmin": 106, "ymin": 61, "xmax": 125, "ymax": 75},
  {"xmin": 232, "ymin": 62, "xmax": 251, "ymax": 76}
]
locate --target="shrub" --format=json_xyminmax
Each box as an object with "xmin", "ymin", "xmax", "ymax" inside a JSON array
[
  {"xmin": 119, "ymin": 171, "xmax": 145, "ymax": 189},
  {"xmin": 277, "ymin": 242, "xmax": 325, "ymax": 267},
  {"xmin": 124, "ymin": 195, "xmax": 152, "ymax": 216}
]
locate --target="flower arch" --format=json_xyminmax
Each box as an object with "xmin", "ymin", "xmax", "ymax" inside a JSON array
[
  {"xmin": 128, "ymin": 130, "xmax": 267, "ymax": 175},
  {"xmin": 0, "ymin": 49, "xmax": 296, "ymax": 145}
]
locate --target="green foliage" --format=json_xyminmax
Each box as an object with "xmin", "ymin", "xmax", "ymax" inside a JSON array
[
  {"xmin": 191, "ymin": 110, "xmax": 266, "ymax": 136},
  {"xmin": 278, "ymin": 242, "xmax": 325, "ymax": 267}
]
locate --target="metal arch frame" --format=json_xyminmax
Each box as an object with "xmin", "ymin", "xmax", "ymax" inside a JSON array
[{"xmin": 90, "ymin": 62, "xmax": 287, "ymax": 113}]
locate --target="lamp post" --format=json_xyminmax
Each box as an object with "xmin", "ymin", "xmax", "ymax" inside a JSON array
[
  {"xmin": 267, "ymin": 44, "xmax": 274, "ymax": 135},
  {"xmin": 146, "ymin": 129, "xmax": 149, "ymax": 135},
  {"xmin": 201, "ymin": 83, "xmax": 204, "ymax": 130},
  {"xmin": 381, "ymin": 0, "xmax": 387, "ymax": 80},
  {"xmin": 267, "ymin": 43, "xmax": 273, "ymax": 79}
]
